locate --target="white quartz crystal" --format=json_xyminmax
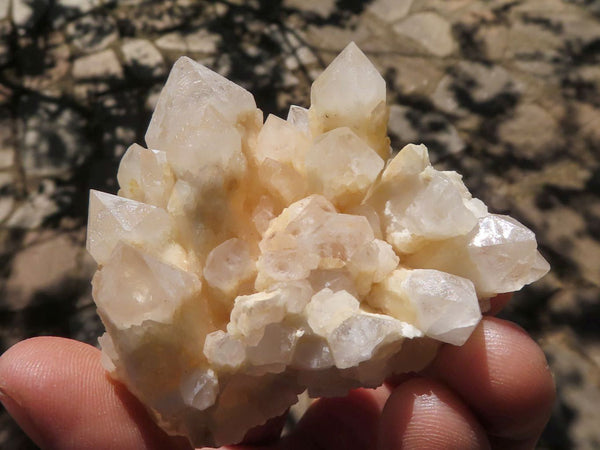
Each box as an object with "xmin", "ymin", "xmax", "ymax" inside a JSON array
[
  {"xmin": 87, "ymin": 190, "xmax": 172, "ymax": 266},
  {"xmin": 117, "ymin": 144, "xmax": 175, "ymax": 208},
  {"xmin": 306, "ymin": 127, "xmax": 384, "ymax": 209},
  {"xmin": 87, "ymin": 43, "xmax": 549, "ymax": 447}
]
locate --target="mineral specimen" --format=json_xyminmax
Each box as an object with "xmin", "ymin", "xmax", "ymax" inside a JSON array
[{"xmin": 87, "ymin": 42, "xmax": 549, "ymax": 447}]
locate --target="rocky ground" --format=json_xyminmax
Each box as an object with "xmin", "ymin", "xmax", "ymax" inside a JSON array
[{"xmin": 0, "ymin": 0, "xmax": 599, "ymax": 448}]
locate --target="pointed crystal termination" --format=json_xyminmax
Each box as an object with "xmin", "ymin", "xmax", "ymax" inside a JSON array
[
  {"xmin": 405, "ymin": 214, "xmax": 550, "ymax": 297},
  {"xmin": 309, "ymin": 42, "xmax": 390, "ymax": 159},
  {"xmin": 146, "ymin": 56, "xmax": 257, "ymax": 152},
  {"xmin": 368, "ymin": 268, "xmax": 481, "ymax": 346},
  {"xmin": 87, "ymin": 43, "xmax": 550, "ymax": 448},
  {"xmin": 117, "ymin": 143, "xmax": 175, "ymax": 209},
  {"xmin": 366, "ymin": 143, "xmax": 488, "ymax": 254},
  {"xmin": 87, "ymin": 190, "xmax": 172, "ymax": 266},
  {"xmin": 93, "ymin": 242, "xmax": 202, "ymax": 328},
  {"xmin": 306, "ymin": 127, "xmax": 384, "ymax": 209},
  {"xmin": 251, "ymin": 114, "xmax": 310, "ymax": 204},
  {"xmin": 286, "ymin": 105, "xmax": 310, "ymax": 136}
]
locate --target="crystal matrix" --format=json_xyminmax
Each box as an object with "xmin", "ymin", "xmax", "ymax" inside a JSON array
[{"xmin": 87, "ymin": 42, "xmax": 549, "ymax": 447}]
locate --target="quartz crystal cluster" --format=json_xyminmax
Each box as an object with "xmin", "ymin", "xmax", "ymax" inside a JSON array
[{"xmin": 87, "ymin": 43, "xmax": 549, "ymax": 447}]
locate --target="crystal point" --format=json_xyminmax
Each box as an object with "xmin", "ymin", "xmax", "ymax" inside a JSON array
[
  {"xmin": 309, "ymin": 42, "xmax": 390, "ymax": 159},
  {"xmin": 146, "ymin": 56, "xmax": 257, "ymax": 152},
  {"xmin": 310, "ymin": 42, "xmax": 385, "ymax": 124},
  {"xmin": 87, "ymin": 190, "xmax": 171, "ymax": 265}
]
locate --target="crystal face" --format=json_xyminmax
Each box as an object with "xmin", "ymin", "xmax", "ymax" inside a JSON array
[{"xmin": 87, "ymin": 42, "xmax": 550, "ymax": 447}]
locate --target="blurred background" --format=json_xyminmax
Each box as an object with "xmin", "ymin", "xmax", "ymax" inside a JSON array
[{"xmin": 0, "ymin": 0, "xmax": 599, "ymax": 448}]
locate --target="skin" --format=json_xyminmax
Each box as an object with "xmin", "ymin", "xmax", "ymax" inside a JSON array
[{"xmin": 0, "ymin": 293, "xmax": 555, "ymax": 450}]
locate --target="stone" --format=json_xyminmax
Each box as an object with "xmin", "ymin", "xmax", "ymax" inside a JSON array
[
  {"xmin": 0, "ymin": 195, "xmax": 14, "ymax": 223},
  {"xmin": 66, "ymin": 14, "xmax": 118, "ymax": 54},
  {"xmin": 475, "ymin": 25, "xmax": 508, "ymax": 61},
  {"xmin": 392, "ymin": 56, "xmax": 444, "ymax": 96},
  {"xmin": 53, "ymin": 0, "xmax": 99, "ymax": 15},
  {"xmin": 121, "ymin": 39, "xmax": 166, "ymax": 79},
  {"xmin": 369, "ymin": 0, "xmax": 413, "ymax": 22},
  {"xmin": 454, "ymin": 61, "xmax": 518, "ymax": 104},
  {"xmin": 72, "ymin": 49, "xmax": 124, "ymax": 81},
  {"xmin": 87, "ymin": 42, "xmax": 549, "ymax": 447},
  {"xmin": 12, "ymin": 0, "xmax": 48, "ymax": 29},
  {"xmin": 3, "ymin": 230, "xmax": 84, "ymax": 310},
  {"xmin": 506, "ymin": 22, "xmax": 563, "ymax": 62},
  {"xmin": 49, "ymin": 0, "xmax": 102, "ymax": 27},
  {"xmin": 283, "ymin": 0, "xmax": 336, "ymax": 18},
  {"xmin": 18, "ymin": 97, "xmax": 92, "ymax": 179},
  {"xmin": 388, "ymin": 105, "xmax": 465, "ymax": 161},
  {"xmin": 0, "ymin": 149, "xmax": 13, "ymax": 169},
  {"xmin": 0, "ymin": 0, "xmax": 9, "ymax": 21},
  {"xmin": 6, "ymin": 180, "xmax": 59, "ymax": 229},
  {"xmin": 497, "ymin": 103, "xmax": 560, "ymax": 159},
  {"xmin": 0, "ymin": 170, "xmax": 12, "ymax": 189},
  {"xmin": 185, "ymin": 30, "xmax": 221, "ymax": 54},
  {"xmin": 393, "ymin": 12, "xmax": 455, "ymax": 57},
  {"xmin": 155, "ymin": 30, "xmax": 221, "ymax": 54}
]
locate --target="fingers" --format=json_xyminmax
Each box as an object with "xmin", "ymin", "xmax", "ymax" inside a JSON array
[
  {"xmin": 378, "ymin": 377, "xmax": 490, "ymax": 450},
  {"xmin": 0, "ymin": 337, "xmax": 192, "ymax": 450},
  {"xmin": 427, "ymin": 316, "xmax": 555, "ymax": 446},
  {"xmin": 277, "ymin": 385, "xmax": 391, "ymax": 450},
  {"xmin": 0, "ymin": 316, "xmax": 554, "ymax": 450}
]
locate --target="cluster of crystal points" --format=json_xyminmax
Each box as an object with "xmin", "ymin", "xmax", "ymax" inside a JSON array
[{"xmin": 87, "ymin": 43, "xmax": 549, "ymax": 447}]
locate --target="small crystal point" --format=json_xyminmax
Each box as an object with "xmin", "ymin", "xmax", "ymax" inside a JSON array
[
  {"xmin": 286, "ymin": 105, "xmax": 310, "ymax": 136},
  {"xmin": 400, "ymin": 269, "xmax": 481, "ymax": 346},
  {"xmin": 92, "ymin": 242, "xmax": 202, "ymax": 328},
  {"xmin": 87, "ymin": 190, "xmax": 171, "ymax": 265},
  {"xmin": 310, "ymin": 42, "xmax": 385, "ymax": 122},
  {"xmin": 306, "ymin": 127, "xmax": 384, "ymax": 209},
  {"xmin": 117, "ymin": 143, "xmax": 175, "ymax": 208}
]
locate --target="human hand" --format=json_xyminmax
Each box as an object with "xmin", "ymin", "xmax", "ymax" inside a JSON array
[{"xmin": 0, "ymin": 295, "xmax": 554, "ymax": 450}]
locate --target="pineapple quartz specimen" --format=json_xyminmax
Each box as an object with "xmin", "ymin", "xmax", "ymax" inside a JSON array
[{"xmin": 87, "ymin": 42, "xmax": 549, "ymax": 447}]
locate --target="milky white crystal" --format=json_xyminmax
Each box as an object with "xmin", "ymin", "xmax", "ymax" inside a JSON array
[{"xmin": 87, "ymin": 42, "xmax": 549, "ymax": 447}]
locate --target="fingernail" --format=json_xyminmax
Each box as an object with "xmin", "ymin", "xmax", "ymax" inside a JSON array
[{"xmin": 0, "ymin": 387, "xmax": 46, "ymax": 447}]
